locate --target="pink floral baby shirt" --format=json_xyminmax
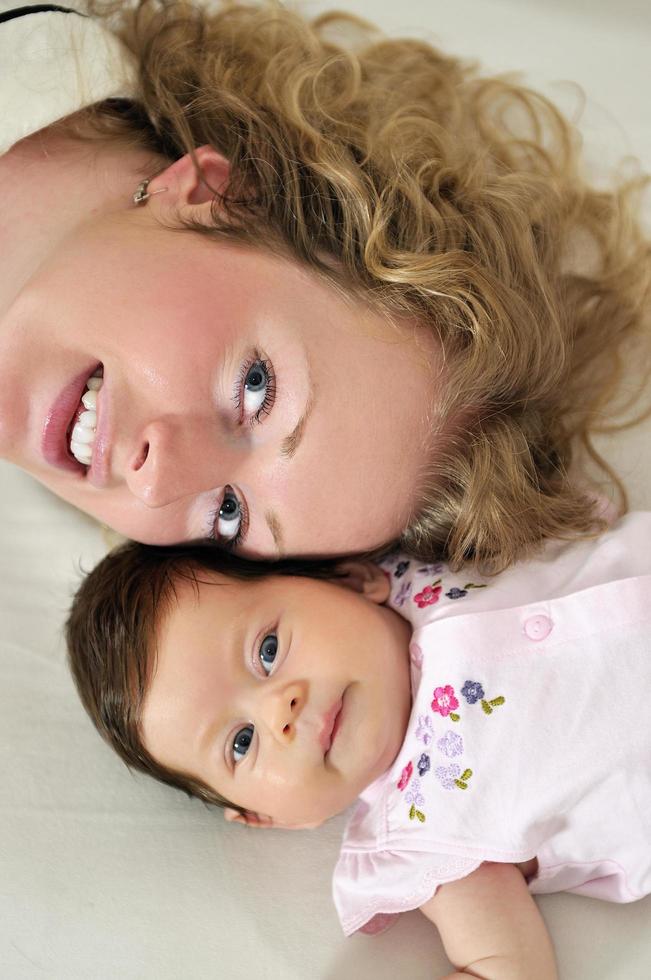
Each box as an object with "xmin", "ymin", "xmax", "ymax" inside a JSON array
[{"xmin": 332, "ymin": 512, "xmax": 651, "ymax": 936}]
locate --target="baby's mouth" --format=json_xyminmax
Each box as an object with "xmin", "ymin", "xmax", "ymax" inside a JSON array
[
  {"xmin": 320, "ymin": 696, "xmax": 344, "ymax": 755},
  {"xmin": 67, "ymin": 366, "xmax": 103, "ymax": 467}
]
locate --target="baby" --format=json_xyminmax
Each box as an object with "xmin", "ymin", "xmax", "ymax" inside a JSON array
[{"xmin": 67, "ymin": 513, "xmax": 651, "ymax": 979}]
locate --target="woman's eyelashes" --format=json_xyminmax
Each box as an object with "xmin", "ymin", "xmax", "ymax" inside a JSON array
[
  {"xmin": 233, "ymin": 354, "xmax": 276, "ymax": 426},
  {"xmin": 213, "ymin": 486, "xmax": 248, "ymax": 544}
]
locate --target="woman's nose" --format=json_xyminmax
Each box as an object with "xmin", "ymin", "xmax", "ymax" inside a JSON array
[
  {"xmin": 125, "ymin": 417, "xmax": 224, "ymax": 507},
  {"xmin": 262, "ymin": 682, "xmax": 307, "ymax": 743}
]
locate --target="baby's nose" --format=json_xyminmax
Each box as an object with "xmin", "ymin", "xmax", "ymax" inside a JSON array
[{"xmin": 265, "ymin": 682, "xmax": 307, "ymax": 742}]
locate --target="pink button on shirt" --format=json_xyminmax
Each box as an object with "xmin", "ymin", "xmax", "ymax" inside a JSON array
[
  {"xmin": 333, "ymin": 513, "xmax": 651, "ymax": 936},
  {"xmin": 523, "ymin": 614, "xmax": 553, "ymax": 640}
]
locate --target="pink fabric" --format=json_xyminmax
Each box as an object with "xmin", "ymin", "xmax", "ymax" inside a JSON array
[{"xmin": 332, "ymin": 513, "xmax": 651, "ymax": 936}]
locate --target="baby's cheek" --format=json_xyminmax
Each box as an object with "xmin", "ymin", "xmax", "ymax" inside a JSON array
[{"xmin": 294, "ymin": 773, "xmax": 358, "ymax": 827}]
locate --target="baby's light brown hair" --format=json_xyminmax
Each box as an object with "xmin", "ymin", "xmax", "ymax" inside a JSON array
[
  {"xmin": 67, "ymin": 541, "xmax": 344, "ymax": 810},
  {"xmin": 83, "ymin": 0, "xmax": 651, "ymax": 570}
]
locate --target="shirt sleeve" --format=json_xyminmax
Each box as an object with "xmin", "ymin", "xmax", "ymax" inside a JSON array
[{"xmin": 333, "ymin": 843, "xmax": 481, "ymax": 936}]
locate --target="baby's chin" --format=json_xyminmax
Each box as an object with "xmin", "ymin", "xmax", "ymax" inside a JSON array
[{"xmin": 271, "ymin": 764, "xmax": 389, "ymax": 830}]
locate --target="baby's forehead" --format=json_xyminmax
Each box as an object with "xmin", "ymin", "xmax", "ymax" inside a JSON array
[
  {"xmin": 152, "ymin": 569, "xmax": 237, "ymax": 659},
  {"xmin": 157, "ymin": 559, "xmax": 341, "ymax": 634},
  {"xmin": 150, "ymin": 566, "xmax": 287, "ymax": 679},
  {"xmin": 161, "ymin": 564, "xmax": 280, "ymax": 617},
  {"xmin": 165, "ymin": 566, "xmax": 247, "ymax": 606}
]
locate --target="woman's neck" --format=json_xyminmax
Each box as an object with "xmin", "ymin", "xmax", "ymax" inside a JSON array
[{"xmin": 0, "ymin": 124, "xmax": 167, "ymax": 319}]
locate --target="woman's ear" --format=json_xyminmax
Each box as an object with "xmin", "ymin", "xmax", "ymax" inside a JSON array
[
  {"xmin": 336, "ymin": 561, "xmax": 391, "ymax": 604},
  {"xmin": 143, "ymin": 145, "xmax": 231, "ymax": 222}
]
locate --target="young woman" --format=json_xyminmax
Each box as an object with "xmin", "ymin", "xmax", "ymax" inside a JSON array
[{"xmin": 1, "ymin": 0, "xmax": 649, "ymax": 569}]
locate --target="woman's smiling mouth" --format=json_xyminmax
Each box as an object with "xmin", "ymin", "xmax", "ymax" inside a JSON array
[
  {"xmin": 68, "ymin": 368, "xmax": 103, "ymax": 466},
  {"xmin": 42, "ymin": 364, "xmax": 102, "ymax": 475}
]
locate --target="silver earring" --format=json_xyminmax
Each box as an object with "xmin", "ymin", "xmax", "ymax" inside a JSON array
[{"xmin": 133, "ymin": 178, "xmax": 168, "ymax": 206}]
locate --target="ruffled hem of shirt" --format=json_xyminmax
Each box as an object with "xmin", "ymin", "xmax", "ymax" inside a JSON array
[{"xmin": 333, "ymin": 847, "xmax": 481, "ymax": 936}]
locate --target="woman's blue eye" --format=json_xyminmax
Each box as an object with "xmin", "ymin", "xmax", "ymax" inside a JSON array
[
  {"xmin": 238, "ymin": 357, "xmax": 276, "ymax": 422},
  {"xmin": 258, "ymin": 634, "xmax": 278, "ymax": 675},
  {"xmin": 232, "ymin": 725, "xmax": 254, "ymax": 764},
  {"xmin": 244, "ymin": 361, "xmax": 267, "ymax": 394},
  {"xmin": 217, "ymin": 488, "xmax": 242, "ymax": 541}
]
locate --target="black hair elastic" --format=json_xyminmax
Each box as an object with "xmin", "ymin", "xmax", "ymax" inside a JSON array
[{"xmin": 0, "ymin": 5, "xmax": 86, "ymax": 25}]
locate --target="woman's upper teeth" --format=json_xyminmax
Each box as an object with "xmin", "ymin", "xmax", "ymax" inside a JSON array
[{"xmin": 69, "ymin": 374, "xmax": 103, "ymax": 466}]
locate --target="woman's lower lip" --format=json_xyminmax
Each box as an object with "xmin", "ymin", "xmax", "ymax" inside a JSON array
[{"xmin": 42, "ymin": 365, "xmax": 99, "ymax": 474}]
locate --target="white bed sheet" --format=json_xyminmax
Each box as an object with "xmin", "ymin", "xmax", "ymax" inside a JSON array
[{"xmin": 1, "ymin": 1, "xmax": 650, "ymax": 977}]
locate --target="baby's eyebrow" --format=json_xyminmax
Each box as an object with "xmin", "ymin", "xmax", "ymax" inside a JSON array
[{"xmin": 195, "ymin": 619, "xmax": 247, "ymax": 760}]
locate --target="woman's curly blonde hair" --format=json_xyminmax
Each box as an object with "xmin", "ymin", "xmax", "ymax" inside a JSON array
[{"xmin": 86, "ymin": 0, "xmax": 651, "ymax": 572}]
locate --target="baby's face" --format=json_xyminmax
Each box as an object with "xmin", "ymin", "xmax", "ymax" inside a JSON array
[{"xmin": 140, "ymin": 567, "xmax": 412, "ymax": 828}]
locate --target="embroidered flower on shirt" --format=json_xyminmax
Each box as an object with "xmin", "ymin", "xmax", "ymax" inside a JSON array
[
  {"xmin": 397, "ymin": 760, "xmax": 413, "ymax": 791},
  {"xmin": 455, "ymin": 768, "xmax": 473, "ymax": 790},
  {"xmin": 445, "ymin": 587, "xmax": 467, "ymax": 599},
  {"xmin": 435, "ymin": 763, "xmax": 461, "ymax": 790},
  {"xmin": 437, "ymin": 731, "xmax": 464, "ymax": 758},
  {"xmin": 405, "ymin": 778, "xmax": 425, "ymax": 808},
  {"xmin": 417, "ymin": 753, "xmax": 431, "ymax": 777},
  {"xmin": 415, "ymin": 714, "xmax": 435, "ymax": 746},
  {"xmin": 417, "ymin": 563, "xmax": 444, "ymax": 575},
  {"xmin": 461, "ymin": 680, "xmax": 485, "ymax": 704},
  {"xmin": 436, "ymin": 764, "xmax": 473, "ymax": 791},
  {"xmin": 409, "ymin": 804, "xmax": 426, "ymax": 822},
  {"xmin": 394, "ymin": 580, "xmax": 413, "ymax": 607},
  {"xmin": 394, "ymin": 560, "xmax": 410, "ymax": 579},
  {"xmin": 431, "ymin": 685, "xmax": 459, "ymax": 719},
  {"xmin": 414, "ymin": 580, "xmax": 442, "ymax": 608},
  {"xmin": 460, "ymin": 680, "xmax": 506, "ymax": 715},
  {"xmin": 481, "ymin": 696, "xmax": 506, "ymax": 715},
  {"xmin": 445, "ymin": 582, "xmax": 487, "ymax": 600}
]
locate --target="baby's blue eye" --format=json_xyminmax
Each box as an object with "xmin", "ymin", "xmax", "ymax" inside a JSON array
[
  {"xmin": 258, "ymin": 634, "xmax": 278, "ymax": 675},
  {"xmin": 232, "ymin": 725, "xmax": 254, "ymax": 763}
]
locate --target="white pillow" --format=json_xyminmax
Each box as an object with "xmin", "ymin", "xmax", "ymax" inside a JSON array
[{"xmin": 1, "ymin": 2, "xmax": 650, "ymax": 977}]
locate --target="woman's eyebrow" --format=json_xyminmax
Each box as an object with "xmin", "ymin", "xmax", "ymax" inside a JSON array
[
  {"xmin": 267, "ymin": 387, "xmax": 315, "ymax": 554},
  {"xmin": 280, "ymin": 392, "xmax": 315, "ymax": 460},
  {"xmin": 265, "ymin": 510, "xmax": 284, "ymax": 553}
]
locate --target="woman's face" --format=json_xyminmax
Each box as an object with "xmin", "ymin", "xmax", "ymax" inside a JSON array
[{"xmin": 0, "ymin": 209, "xmax": 440, "ymax": 556}]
